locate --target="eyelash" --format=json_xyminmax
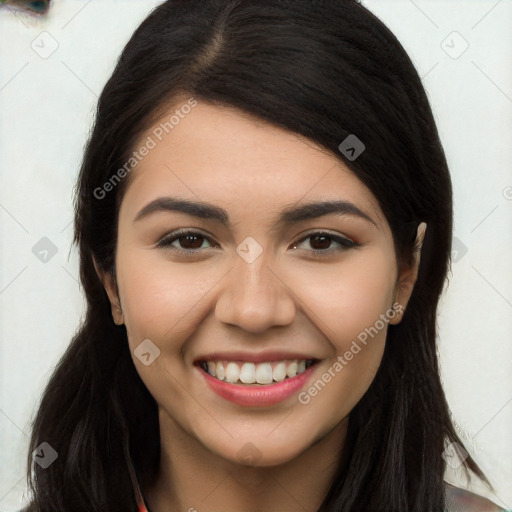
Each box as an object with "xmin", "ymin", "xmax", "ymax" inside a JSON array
[{"xmin": 155, "ymin": 229, "xmax": 359, "ymax": 257}]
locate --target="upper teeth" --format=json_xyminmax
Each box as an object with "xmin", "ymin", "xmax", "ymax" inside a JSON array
[{"xmin": 202, "ymin": 359, "xmax": 313, "ymax": 384}]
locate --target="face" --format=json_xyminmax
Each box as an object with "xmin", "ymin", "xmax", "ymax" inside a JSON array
[{"xmin": 100, "ymin": 97, "xmax": 418, "ymax": 467}]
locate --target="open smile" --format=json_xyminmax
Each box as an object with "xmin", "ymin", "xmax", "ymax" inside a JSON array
[{"xmin": 195, "ymin": 358, "xmax": 320, "ymax": 406}]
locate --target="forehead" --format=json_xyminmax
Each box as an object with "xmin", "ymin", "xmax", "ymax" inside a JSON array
[{"xmin": 119, "ymin": 99, "xmax": 386, "ymax": 228}]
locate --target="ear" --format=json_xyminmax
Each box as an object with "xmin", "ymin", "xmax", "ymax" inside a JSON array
[
  {"xmin": 389, "ymin": 222, "xmax": 427, "ymax": 325},
  {"xmin": 93, "ymin": 257, "xmax": 124, "ymax": 325}
]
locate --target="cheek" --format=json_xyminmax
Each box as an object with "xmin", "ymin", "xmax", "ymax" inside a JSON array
[
  {"xmin": 115, "ymin": 249, "xmax": 214, "ymax": 349},
  {"xmin": 286, "ymin": 252, "xmax": 396, "ymax": 400},
  {"xmin": 292, "ymin": 258, "xmax": 396, "ymax": 416},
  {"xmin": 282, "ymin": 250, "xmax": 397, "ymax": 346}
]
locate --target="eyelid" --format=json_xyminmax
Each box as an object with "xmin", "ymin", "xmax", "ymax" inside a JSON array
[{"xmin": 293, "ymin": 229, "xmax": 357, "ymax": 245}]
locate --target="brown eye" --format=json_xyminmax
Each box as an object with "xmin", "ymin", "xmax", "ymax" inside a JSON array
[
  {"xmin": 177, "ymin": 234, "xmax": 206, "ymax": 250},
  {"xmin": 292, "ymin": 232, "xmax": 358, "ymax": 256},
  {"xmin": 309, "ymin": 234, "xmax": 334, "ymax": 250},
  {"xmin": 156, "ymin": 230, "xmax": 216, "ymax": 253}
]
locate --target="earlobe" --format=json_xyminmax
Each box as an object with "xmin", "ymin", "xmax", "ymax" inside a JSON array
[
  {"xmin": 389, "ymin": 222, "xmax": 427, "ymax": 325},
  {"xmin": 92, "ymin": 257, "xmax": 124, "ymax": 325}
]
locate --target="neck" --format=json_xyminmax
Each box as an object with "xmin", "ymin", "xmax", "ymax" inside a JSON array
[{"xmin": 144, "ymin": 409, "xmax": 349, "ymax": 512}]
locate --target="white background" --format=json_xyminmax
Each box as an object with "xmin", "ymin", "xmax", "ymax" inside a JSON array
[{"xmin": 0, "ymin": 0, "xmax": 511, "ymax": 510}]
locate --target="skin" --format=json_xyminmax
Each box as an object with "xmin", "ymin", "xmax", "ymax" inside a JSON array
[{"xmin": 98, "ymin": 97, "xmax": 420, "ymax": 512}]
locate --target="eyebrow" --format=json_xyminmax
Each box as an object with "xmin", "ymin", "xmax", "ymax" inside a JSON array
[{"xmin": 134, "ymin": 196, "xmax": 377, "ymax": 228}]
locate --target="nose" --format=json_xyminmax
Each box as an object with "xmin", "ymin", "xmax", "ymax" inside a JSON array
[{"xmin": 214, "ymin": 250, "xmax": 297, "ymax": 333}]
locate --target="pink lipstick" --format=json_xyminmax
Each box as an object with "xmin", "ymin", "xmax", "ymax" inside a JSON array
[{"xmin": 196, "ymin": 361, "xmax": 318, "ymax": 407}]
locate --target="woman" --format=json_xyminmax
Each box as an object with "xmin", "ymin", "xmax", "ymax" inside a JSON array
[{"xmin": 23, "ymin": 1, "xmax": 504, "ymax": 510}]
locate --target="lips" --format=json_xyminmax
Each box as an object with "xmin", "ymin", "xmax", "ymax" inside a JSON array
[
  {"xmin": 197, "ymin": 360, "xmax": 319, "ymax": 407},
  {"xmin": 193, "ymin": 351, "xmax": 320, "ymax": 406}
]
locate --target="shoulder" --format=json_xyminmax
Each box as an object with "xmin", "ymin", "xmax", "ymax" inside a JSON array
[{"xmin": 445, "ymin": 482, "xmax": 505, "ymax": 512}]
